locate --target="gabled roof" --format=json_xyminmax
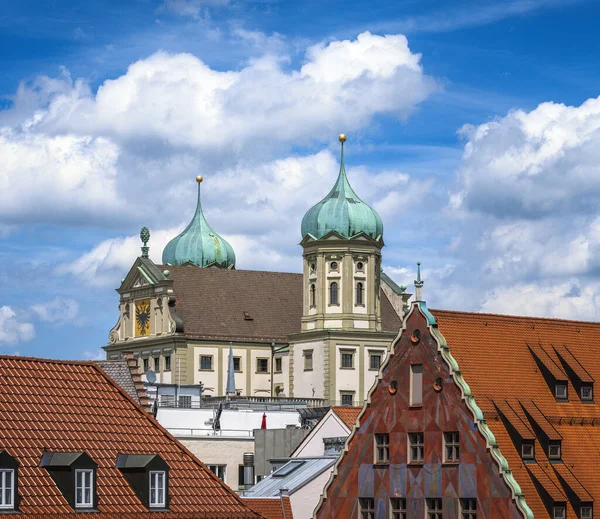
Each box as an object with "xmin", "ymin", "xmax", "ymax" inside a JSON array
[
  {"xmin": 0, "ymin": 356, "xmax": 260, "ymax": 518},
  {"xmin": 159, "ymin": 266, "xmax": 400, "ymax": 342},
  {"xmin": 433, "ymin": 309, "xmax": 600, "ymax": 518},
  {"xmin": 241, "ymin": 497, "xmax": 294, "ymax": 519},
  {"xmin": 330, "ymin": 407, "xmax": 362, "ymax": 430}
]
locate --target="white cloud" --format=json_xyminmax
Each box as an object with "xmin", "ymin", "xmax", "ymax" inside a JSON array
[
  {"xmin": 31, "ymin": 297, "xmax": 79, "ymax": 324},
  {"xmin": 0, "ymin": 306, "xmax": 35, "ymax": 345},
  {"xmin": 161, "ymin": 0, "xmax": 229, "ymax": 18},
  {"xmin": 83, "ymin": 349, "xmax": 106, "ymax": 361}
]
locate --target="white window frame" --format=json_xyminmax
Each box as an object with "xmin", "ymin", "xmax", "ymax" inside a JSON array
[
  {"xmin": 149, "ymin": 470, "xmax": 166, "ymax": 508},
  {"xmin": 390, "ymin": 498, "xmax": 406, "ymax": 519},
  {"xmin": 199, "ymin": 355, "xmax": 213, "ymax": 371},
  {"xmin": 553, "ymin": 504, "xmax": 566, "ymax": 519},
  {"xmin": 374, "ymin": 433, "xmax": 390, "ymax": 464},
  {"xmin": 75, "ymin": 469, "xmax": 94, "ymax": 509},
  {"xmin": 340, "ymin": 349, "xmax": 355, "ymax": 369},
  {"xmin": 581, "ymin": 505, "xmax": 593, "ymax": 519},
  {"xmin": 408, "ymin": 432, "xmax": 424, "ymax": 464},
  {"xmin": 555, "ymin": 383, "xmax": 568, "ymax": 400},
  {"xmin": 207, "ymin": 464, "xmax": 226, "ymax": 482},
  {"xmin": 443, "ymin": 431, "xmax": 460, "ymax": 463},
  {"xmin": 0, "ymin": 469, "xmax": 14, "ymax": 509},
  {"xmin": 359, "ymin": 497, "xmax": 375, "ymax": 519},
  {"xmin": 549, "ymin": 441, "xmax": 562, "ymax": 460},
  {"xmin": 521, "ymin": 440, "xmax": 535, "ymax": 460},
  {"xmin": 581, "ymin": 385, "xmax": 593, "ymax": 401}
]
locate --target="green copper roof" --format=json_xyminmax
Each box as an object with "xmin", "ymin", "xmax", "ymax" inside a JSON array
[
  {"xmin": 162, "ymin": 178, "xmax": 236, "ymax": 269},
  {"xmin": 301, "ymin": 139, "xmax": 383, "ymax": 241}
]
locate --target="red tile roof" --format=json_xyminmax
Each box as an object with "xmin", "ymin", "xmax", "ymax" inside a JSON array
[
  {"xmin": 241, "ymin": 497, "xmax": 293, "ymax": 519},
  {"xmin": 330, "ymin": 407, "xmax": 362, "ymax": 430},
  {"xmin": 0, "ymin": 356, "xmax": 261, "ymax": 518},
  {"xmin": 433, "ymin": 309, "xmax": 600, "ymax": 518}
]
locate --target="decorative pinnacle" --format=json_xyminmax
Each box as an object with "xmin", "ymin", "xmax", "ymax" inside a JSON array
[
  {"xmin": 416, "ymin": 262, "xmax": 422, "ymax": 284},
  {"xmin": 414, "ymin": 262, "xmax": 424, "ymax": 301},
  {"xmin": 140, "ymin": 226, "xmax": 150, "ymax": 258},
  {"xmin": 338, "ymin": 133, "xmax": 346, "ymax": 143},
  {"xmin": 196, "ymin": 175, "xmax": 203, "ymax": 183}
]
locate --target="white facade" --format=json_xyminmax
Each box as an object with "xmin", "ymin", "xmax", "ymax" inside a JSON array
[
  {"xmin": 292, "ymin": 470, "xmax": 334, "ymax": 519},
  {"xmin": 291, "ymin": 410, "xmax": 351, "ymax": 458}
]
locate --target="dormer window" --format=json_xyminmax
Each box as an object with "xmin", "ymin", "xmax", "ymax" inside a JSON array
[
  {"xmin": 149, "ymin": 471, "xmax": 166, "ymax": 508},
  {"xmin": 0, "ymin": 451, "xmax": 18, "ymax": 511},
  {"xmin": 549, "ymin": 441, "xmax": 562, "ymax": 461},
  {"xmin": 581, "ymin": 383, "xmax": 593, "ymax": 402},
  {"xmin": 555, "ymin": 382, "xmax": 568, "ymax": 401},
  {"xmin": 521, "ymin": 440, "xmax": 535, "ymax": 461},
  {"xmin": 40, "ymin": 452, "xmax": 98, "ymax": 511},
  {"xmin": 116, "ymin": 454, "xmax": 169, "ymax": 510}
]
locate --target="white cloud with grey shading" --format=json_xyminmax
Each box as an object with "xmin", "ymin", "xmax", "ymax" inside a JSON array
[{"xmin": 0, "ymin": 306, "xmax": 35, "ymax": 345}]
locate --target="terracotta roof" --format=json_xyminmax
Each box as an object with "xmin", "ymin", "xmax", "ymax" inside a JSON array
[
  {"xmin": 330, "ymin": 407, "xmax": 362, "ymax": 430},
  {"xmin": 164, "ymin": 266, "xmax": 400, "ymax": 342},
  {"xmin": 241, "ymin": 497, "xmax": 293, "ymax": 519},
  {"xmin": 0, "ymin": 356, "xmax": 261, "ymax": 518},
  {"xmin": 433, "ymin": 309, "xmax": 600, "ymax": 518}
]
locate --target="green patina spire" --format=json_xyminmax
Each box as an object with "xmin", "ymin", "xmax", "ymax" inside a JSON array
[
  {"xmin": 301, "ymin": 134, "xmax": 383, "ymax": 241},
  {"xmin": 162, "ymin": 176, "xmax": 236, "ymax": 269}
]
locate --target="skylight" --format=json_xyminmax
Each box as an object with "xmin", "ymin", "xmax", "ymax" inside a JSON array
[{"xmin": 272, "ymin": 461, "xmax": 306, "ymax": 477}]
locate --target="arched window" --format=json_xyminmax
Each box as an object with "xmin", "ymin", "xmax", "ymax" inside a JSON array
[
  {"xmin": 309, "ymin": 284, "xmax": 316, "ymax": 307},
  {"xmin": 329, "ymin": 282, "xmax": 339, "ymax": 305},
  {"xmin": 356, "ymin": 282, "xmax": 364, "ymax": 305}
]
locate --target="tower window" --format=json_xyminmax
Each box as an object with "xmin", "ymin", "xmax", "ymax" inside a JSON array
[
  {"xmin": 149, "ymin": 471, "xmax": 166, "ymax": 508},
  {"xmin": 329, "ymin": 282, "xmax": 339, "ymax": 305},
  {"xmin": 356, "ymin": 282, "xmax": 364, "ymax": 305},
  {"xmin": 75, "ymin": 469, "xmax": 94, "ymax": 509},
  {"xmin": 304, "ymin": 351, "xmax": 313, "ymax": 371},
  {"xmin": 369, "ymin": 352, "xmax": 382, "ymax": 370},
  {"xmin": 340, "ymin": 350, "xmax": 355, "ymax": 369},
  {"xmin": 200, "ymin": 355, "xmax": 213, "ymax": 371},
  {"xmin": 0, "ymin": 469, "xmax": 14, "ymax": 510},
  {"xmin": 164, "ymin": 355, "xmax": 171, "ymax": 371},
  {"xmin": 356, "ymin": 261, "xmax": 364, "ymax": 271},
  {"xmin": 330, "ymin": 261, "xmax": 338, "ymax": 271},
  {"xmin": 310, "ymin": 283, "xmax": 316, "ymax": 307}
]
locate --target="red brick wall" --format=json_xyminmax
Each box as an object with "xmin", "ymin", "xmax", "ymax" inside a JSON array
[{"xmin": 316, "ymin": 306, "xmax": 523, "ymax": 518}]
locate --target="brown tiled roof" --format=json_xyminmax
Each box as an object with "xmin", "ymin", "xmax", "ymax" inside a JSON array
[
  {"xmin": 433, "ymin": 309, "xmax": 600, "ymax": 518},
  {"xmin": 241, "ymin": 497, "xmax": 293, "ymax": 519},
  {"xmin": 330, "ymin": 407, "xmax": 362, "ymax": 430},
  {"xmin": 165, "ymin": 266, "xmax": 400, "ymax": 342},
  {"xmin": 0, "ymin": 356, "xmax": 261, "ymax": 518}
]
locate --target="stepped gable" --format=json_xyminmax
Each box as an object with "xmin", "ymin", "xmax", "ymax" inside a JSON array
[
  {"xmin": 162, "ymin": 265, "xmax": 401, "ymax": 341},
  {"xmin": 315, "ymin": 300, "xmax": 529, "ymax": 518},
  {"xmin": 433, "ymin": 309, "xmax": 600, "ymax": 518},
  {"xmin": 0, "ymin": 356, "xmax": 261, "ymax": 518}
]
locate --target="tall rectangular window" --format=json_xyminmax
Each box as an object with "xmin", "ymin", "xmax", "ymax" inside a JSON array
[
  {"xmin": 143, "ymin": 358, "xmax": 150, "ymax": 372},
  {"xmin": 75, "ymin": 469, "xmax": 93, "ymax": 509},
  {"xmin": 329, "ymin": 282, "xmax": 339, "ymax": 305},
  {"xmin": 444, "ymin": 432, "xmax": 460, "ymax": 462},
  {"xmin": 233, "ymin": 357, "xmax": 241, "ymax": 372},
  {"xmin": 461, "ymin": 499, "xmax": 477, "ymax": 519},
  {"xmin": 359, "ymin": 498, "xmax": 375, "ymax": 519},
  {"xmin": 0, "ymin": 470, "xmax": 14, "ymax": 509},
  {"xmin": 390, "ymin": 498, "xmax": 406, "ymax": 519},
  {"xmin": 149, "ymin": 471, "xmax": 166, "ymax": 508},
  {"xmin": 275, "ymin": 357, "xmax": 282, "ymax": 373},
  {"xmin": 256, "ymin": 358, "xmax": 269, "ymax": 373},
  {"xmin": 410, "ymin": 364, "xmax": 423, "ymax": 406},
  {"xmin": 374, "ymin": 433, "xmax": 389, "ymax": 464},
  {"xmin": 341, "ymin": 351, "xmax": 355, "ymax": 369},
  {"xmin": 207, "ymin": 465, "xmax": 226, "ymax": 481},
  {"xmin": 200, "ymin": 355, "xmax": 213, "ymax": 370},
  {"xmin": 408, "ymin": 432, "xmax": 424, "ymax": 464},
  {"xmin": 369, "ymin": 352, "xmax": 382, "ymax": 370},
  {"xmin": 426, "ymin": 498, "xmax": 443, "ymax": 519},
  {"xmin": 164, "ymin": 355, "xmax": 171, "ymax": 371},
  {"xmin": 154, "ymin": 356, "xmax": 160, "ymax": 371},
  {"xmin": 304, "ymin": 351, "xmax": 313, "ymax": 371}
]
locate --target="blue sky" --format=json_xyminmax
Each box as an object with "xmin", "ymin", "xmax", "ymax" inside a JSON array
[{"xmin": 2, "ymin": 0, "xmax": 600, "ymax": 359}]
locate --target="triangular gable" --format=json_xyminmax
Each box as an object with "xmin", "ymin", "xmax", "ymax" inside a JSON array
[
  {"xmin": 291, "ymin": 409, "xmax": 352, "ymax": 458},
  {"xmin": 314, "ymin": 299, "xmax": 534, "ymax": 519},
  {"xmin": 119, "ymin": 257, "xmax": 166, "ymax": 291}
]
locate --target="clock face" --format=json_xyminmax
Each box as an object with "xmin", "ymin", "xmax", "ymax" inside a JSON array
[{"xmin": 135, "ymin": 299, "xmax": 151, "ymax": 337}]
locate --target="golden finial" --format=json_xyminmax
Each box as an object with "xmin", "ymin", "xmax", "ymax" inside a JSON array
[
  {"xmin": 196, "ymin": 175, "xmax": 203, "ymax": 183},
  {"xmin": 339, "ymin": 134, "xmax": 346, "ymax": 143}
]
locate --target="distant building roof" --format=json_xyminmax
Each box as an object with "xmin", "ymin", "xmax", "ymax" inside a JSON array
[
  {"xmin": 95, "ymin": 359, "xmax": 140, "ymax": 403},
  {"xmin": 0, "ymin": 356, "xmax": 259, "ymax": 518},
  {"xmin": 330, "ymin": 407, "xmax": 362, "ymax": 430},
  {"xmin": 242, "ymin": 497, "xmax": 294, "ymax": 519},
  {"xmin": 243, "ymin": 457, "xmax": 337, "ymax": 498},
  {"xmin": 161, "ymin": 266, "xmax": 400, "ymax": 342}
]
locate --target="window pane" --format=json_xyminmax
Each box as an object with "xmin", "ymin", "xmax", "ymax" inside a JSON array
[
  {"xmin": 370, "ymin": 355, "xmax": 381, "ymax": 370},
  {"xmin": 410, "ymin": 364, "xmax": 423, "ymax": 406},
  {"xmin": 164, "ymin": 355, "xmax": 171, "ymax": 371}
]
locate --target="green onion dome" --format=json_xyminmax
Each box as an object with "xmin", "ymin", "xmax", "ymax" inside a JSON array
[
  {"xmin": 301, "ymin": 135, "xmax": 383, "ymax": 241},
  {"xmin": 162, "ymin": 176, "xmax": 236, "ymax": 269}
]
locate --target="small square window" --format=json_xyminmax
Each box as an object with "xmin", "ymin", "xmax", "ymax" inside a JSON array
[
  {"xmin": 207, "ymin": 464, "xmax": 226, "ymax": 481},
  {"xmin": 369, "ymin": 353, "xmax": 382, "ymax": 371},
  {"xmin": 522, "ymin": 440, "xmax": 535, "ymax": 460},
  {"xmin": 149, "ymin": 471, "xmax": 166, "ymax": 508},
  {"xmin": 75, "ymin": 469, "xmax": 94, "ymax": 509},
  {"xmin": 359, "ymin": 497, "xmax": 375, "ymax": 519},
  {"xmin": 549, "ymin": 441, "xmax": 561, "ymax": 460},
  {"xmin": 443, "ymin": 432, "xmax": 460, "ymax": 463},
  {"xmin": 426, "ymin": 498, "xmax": 443, "ymax": 519},
  {"xmin": 553, "ymin": 504, "xmax": 566, "ymax": 519},
  {"xmin": 461, "ymin": 498, "xmax": 477, "ymax": 519},
  {"xmin": 0, "ymin": 469, "xmax": 15, "ymax": 510},
  {"xmin": 164, "ymin": 355, "xmax": 171, "ymax": 371},
  {"xmin": 581, "ymin": 384, "xmax": 593, "ymax": 401},
  {"xmin": 555, "ymin": 383, "xmax": 568, "ymax": 401},
  {"xmin": 200, "ymin": 355, "xmax": 213, "ymax": 371},
  {"xmin": 178, "ymin": 395, "xmax": 192, "ymax": 408},
  {"xmin": 275, "ymin": 357, "xmax": 282, "ymax": 373},
  {"xmin": 390, "ymin": 498, "xmax": 406, "ymax": 519},
  {"xmin": 256, "ymin": 358, "xmax": 269, "ymax": 373},
  {"xmin": 408, "ymin": 432, "xmax": 424, "ymax": 464},
  {"xmin": 341, "ymin": 351, "xmax": 355, "ymax": 369},
  {"xmin": 374, "ymin": 433, "xmax": 389, "ymax": 464},
  {"xmin": 340, "ymin": 392, "xmax": 354, "ymax": 406},
  {"xmin": 581, "ymin": 504, "xmax": 593, "ymax": 519},
  {"xmin": 304, "ymin": 351, "xmax": 313, "ymax": 371}
]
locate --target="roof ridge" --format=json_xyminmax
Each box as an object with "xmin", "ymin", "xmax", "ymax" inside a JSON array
[
  {"xmin": 431, "ymin": 308, "xmax": 600, "ymax": 326},
  {"xmin": 0, "ymin": 355, "xmax": 96, "ymax": 365}
]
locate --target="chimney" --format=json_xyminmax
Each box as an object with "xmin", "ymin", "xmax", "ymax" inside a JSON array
[
  {"xmin": 243, "ymin": 452, "xmax": 255, "ymax": 490},
  {"xmin": 124, "ymin": 351, "xmax": 152, "ymax": 413}
]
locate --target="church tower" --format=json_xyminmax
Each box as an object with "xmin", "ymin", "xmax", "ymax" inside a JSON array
[
  {"xmin": 289, "ymin": 135, "xmax": 397, "ymax": 404},
  {"xmin": 300, "ymin": 134, "xmax": 384, "ymax": 332}
]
